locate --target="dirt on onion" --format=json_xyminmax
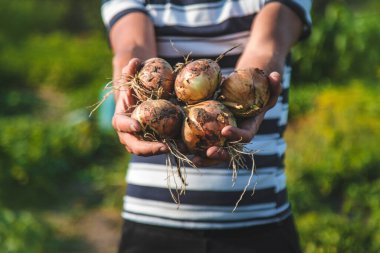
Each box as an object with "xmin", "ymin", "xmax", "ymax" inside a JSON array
[
  {"xmin": 174, "ymin": 59, "xmax": 221, "ymax": 105},
  {"xmin": 182, "ymin": 100, "xmax": 236, "ymax": 155},
  {"xmin": 131, "ymin": 99, "xmax": 183, "ymax": 139},
  {"xmin": 131, "ymin": 58, "xmax": 175, "ymax": 101},
  {"xmin": 218, "ymin": 68, "xmax": 270, "ymax": 117}
]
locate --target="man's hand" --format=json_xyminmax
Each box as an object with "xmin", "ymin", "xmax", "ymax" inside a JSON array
[
  {"xmin": 192, "ymin": 2, "xmax": 303, "ymax": 166},
  {"xmin": 112, "ymin": 58, "xmax": 168, "ymax": 156},
  {"xmin": 192, "ymin": 71, "xmax": 282, "ymax": 166}
]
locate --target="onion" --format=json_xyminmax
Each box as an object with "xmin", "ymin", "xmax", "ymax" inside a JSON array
[
  {"xmin": 131, "ymin": 99, "xmax": 183, "ymax": 139},
  {"xmin": 133, "ymin": 58, "xmax": 174, "ymax": 101},
  {"xmin": 175, "ymin": 59, "xmax": 221, "ymax": 104},
  {"xmin": 218, "ymin": 68, "xmax": 270, "ymax": 117},
  {"xmin": 182, "ymin": 100, "xmax": 236, "ymax": 155}
]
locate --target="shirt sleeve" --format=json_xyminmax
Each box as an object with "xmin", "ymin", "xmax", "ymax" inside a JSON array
[
  {"xmin": 264, "ymin": 0, "xmax": 313, "ymax": 40},
  {"xmin": 101, "ymin": 0, "xmax": 149, "ymax": 31}
]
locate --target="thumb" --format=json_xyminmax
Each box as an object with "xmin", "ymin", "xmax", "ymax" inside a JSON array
[
  {"xmin": 265, "ymin": 72, "xmax": 282, "ymax": 109},
  {"xmin": 268, "ymin": 72, "xmax": 282, "ymax": 97},
  {"xmin": 121, "ymin": 58, "xmax": 142, "ymax": 77},
  {"xmin": 115, "ymin": 58, "xmax": 143, "ymax": 111}
]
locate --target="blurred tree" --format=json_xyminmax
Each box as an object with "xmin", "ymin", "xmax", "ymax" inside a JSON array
[
  {"xmin": 60, "ymin": 0, "xmax": 104, "ymax": 33},
  {"xmin": 292, "ymin": 2, "xmax": 380, "ymax": 83}
]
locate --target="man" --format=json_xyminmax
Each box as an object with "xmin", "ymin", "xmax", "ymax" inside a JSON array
[{"xmin": 101, "ymin": 0, "xmax": 312, "ymax": 252}]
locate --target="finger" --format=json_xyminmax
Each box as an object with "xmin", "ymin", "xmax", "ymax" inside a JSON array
[
  {"xmin": 112, "ymin": 113, "xmax": 141, "ymax": 133},
  {"xmin": 121, "ymin": 58, "xmax": 142, "ymax": 78},
  {"xmin": 118, "ymin": 132, "xmax": 169, "ymax": 156},
  {"xmin": 206, "ymin": 146, "xmax": 230, "ymax": 160},
  {"xmin": 269, "ymin": 71, "xmax": 281, "ymax": 86},
  {"xmin": 192, "ymin": 146, "xmax": 230, "ymax": 167},
  {"xmin": 268, "ymin": 71, "xmax": 281, "ymax": 94},
  {"xmin": 221, "ymin": 125, "xmax": 255, "ymax": 143},
  {"xmin": 114, "ymin": 90, "xmax": 136, "ymax": 113},
  {"xmin": 113, "ymin": 58, "xmax": 141, "ymax": 90},
  {"xmin": 114, "ymin": 58, "xmax": 142, "ymax": 106},
  {"xmin": 265, "ymin": 72, "xmax": 282, "ymax": 109}
]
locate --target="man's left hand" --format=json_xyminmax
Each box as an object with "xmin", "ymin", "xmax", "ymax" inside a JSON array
[{"xmin": 192, "ymin": 71, "xmax": 282, "ymax": 167}]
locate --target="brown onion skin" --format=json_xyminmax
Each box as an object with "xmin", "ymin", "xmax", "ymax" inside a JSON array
[
  {"xmin": 131, "ymin": 99, "xmax": 183, "ymax": 139},
  {"xmin": 182, "ymin": 100, "xmax": 236, "ymax": 155},
  {"xmin": 175, "ymin": 59, "xmax": 221, "ymax": 104},
  {"xmin": 136, "ymin": 58, "xmax": 174, "ymax": 101},
  {"xmin": 219, "ymin": 68, "xmax": 270, "ymax": 117}
]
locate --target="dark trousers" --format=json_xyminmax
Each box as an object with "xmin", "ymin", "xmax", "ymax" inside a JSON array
[{"xmin": 118, "ymin": 216, "xmax": 302, "ymax": 253}]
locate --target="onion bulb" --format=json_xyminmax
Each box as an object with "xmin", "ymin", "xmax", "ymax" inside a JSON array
[
  {"xmin": 133, "ymin": 58, "xmax": 174, "ymax": 101},
  {"xmin": 175, "ymin": 59, "xmax": 221, "ymax": 104},
  {"xmin": 182, "ymin": 100, "xmax": 236, "ymax": 155},
  {"xmin": 131, "ymin": 99, "xmax": 183, "ymax": 139},
  {"xmin": 219, "ymin": 68, "xmax": 270, "ymax": 117}
]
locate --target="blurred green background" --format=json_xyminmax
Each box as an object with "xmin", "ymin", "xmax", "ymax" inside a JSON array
[{"xmin": 0, "ymin": 0, "xmax": 379, "ymax": 252}]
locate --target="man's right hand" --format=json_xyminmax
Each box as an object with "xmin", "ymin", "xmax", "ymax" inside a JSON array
[{"xmin": 112, "ymin": 58, "xmax": 169, "ymax": 156}]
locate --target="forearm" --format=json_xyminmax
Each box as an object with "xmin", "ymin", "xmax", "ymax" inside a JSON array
[
  {"xmin": 110, "ymin": 12, "xmax": 157, "ymax": 99},
  {"xmin": 237, "ymin": 2, "xmax": 303, "ymax": 74}
]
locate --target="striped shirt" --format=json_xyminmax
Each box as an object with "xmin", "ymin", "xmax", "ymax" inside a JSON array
[{"xmin": 101, "ymin": 0, "xmax": 312, "ymax": 229}]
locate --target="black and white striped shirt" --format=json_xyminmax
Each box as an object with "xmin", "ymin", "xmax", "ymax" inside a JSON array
[{"xmin": 101, "ymin": 0, "xmax": 312, "ymax": 229}]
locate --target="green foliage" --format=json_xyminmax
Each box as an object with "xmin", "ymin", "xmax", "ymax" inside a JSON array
[
  {"xmin": 0, "ymin": 0, "xmax": 66, "ymax": 40},
  {"xmin": 297, "ymin": 211, "xmax": 379, "ymax": 253},
  {"xmin": 0, "ymin": 0, "xmax": 103, "ymax": 41},
  {"xmin": 0, "ymin": 209, "xmax": 54, "ymax": 253},
  {"xmin": 0, "ymin": 32, "xmax": 111, "ymax": 90},
  {"xmin": 24, "ymin": 33, "xmax": 111, "ymax": 90},
  {"xmin": 292, "ymin": 3, "xmax": 380, "ymax": 83},
  {"xmin": 286, "ymin": 83, "xmax": 380, "ymax": 252},
  {"xmin": 288, "ymin": 84, "xmax": 323, "ymax": 120},
  {"xmin": 0, "ymin": 0, "xmax": 121, "ymax": 251},
  {"xmin": 0, "ymin": 88, "xmax": 42, "ymax": 116},
  {"xmin": 0, "ymin": 117, "xmax": 122, "ymax": 208}
]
